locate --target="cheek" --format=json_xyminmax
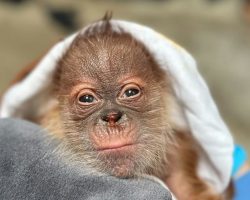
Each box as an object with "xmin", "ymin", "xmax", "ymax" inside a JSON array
[
  {"xmin": 132, "ymin": 86, "xmax": 163, "ymax": 113},
  {"xmin": 62, "ymin": 119, "xmax": 96, "ymax": 153}
]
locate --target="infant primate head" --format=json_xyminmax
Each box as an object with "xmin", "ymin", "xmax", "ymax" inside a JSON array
[{"xmin": 54, "ymin": 21, "xmax": 174, "ymax": 178}]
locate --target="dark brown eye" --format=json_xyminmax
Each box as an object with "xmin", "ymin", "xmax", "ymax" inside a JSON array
[
  {"xmin": 79, "ymin": 94, "xmax": 96, "ymax": 104},
  {"xmin": 124, "ymin": 88, "xmax": 140, "ymax": 98},
  {"xmin": 119, "ymin": 83, "xmax": 141, "ymax": 100}
]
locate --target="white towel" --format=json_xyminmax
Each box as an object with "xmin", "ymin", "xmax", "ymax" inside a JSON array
[{"xmin": 0, "ymin": 19, "xmax": 234, "ymax": 193}]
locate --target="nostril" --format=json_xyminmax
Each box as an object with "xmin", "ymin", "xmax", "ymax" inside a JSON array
[
  {"xmin": 114, "ymin": 111, "xmax": 123, "ymax": 122},
  {"xmin": 101, "ymin": 115, "xmax": 109, "ymax": 122},
  {"xmin": 101, "ymin": 110, "xmax": 123, "ymax": 123}
]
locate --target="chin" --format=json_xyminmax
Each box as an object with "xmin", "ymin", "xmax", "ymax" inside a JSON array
[
  {"xmin": 110, "ymin": 159, "xmax": 137, "ymax": 177},
  {"xmin": 97, "ymin": 145, "xmax": 141, "ymax": 177}
]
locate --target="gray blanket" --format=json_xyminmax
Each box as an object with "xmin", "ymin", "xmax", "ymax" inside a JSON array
[{"xmin": 0, "ymin": 118, "xmax": 172, "ymax": 200}]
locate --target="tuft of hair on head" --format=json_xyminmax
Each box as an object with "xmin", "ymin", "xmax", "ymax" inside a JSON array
[
  {"xmin": 98, "ymin": 11, "xmax": 113, "ymax": 34},
  {"xmin": 102, "ymin": 11, "xmax": 113, "ymax": 22},
  {"xmin": 82, "ymin": 11, "xmax": 114, "ymax": 37}
]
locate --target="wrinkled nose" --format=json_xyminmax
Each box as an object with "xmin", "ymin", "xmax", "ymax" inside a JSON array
[{"xmin": 101, "ymin": 109, "xmax": 123, "ymax": 124}]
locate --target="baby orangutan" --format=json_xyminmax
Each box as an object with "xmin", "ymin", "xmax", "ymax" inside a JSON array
[{"xmin": 35, "ymin": 21, "xmax": 231, "ymax": 200}]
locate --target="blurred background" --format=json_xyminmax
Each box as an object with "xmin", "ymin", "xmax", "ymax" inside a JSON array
[{"xmin": 0, "ymin": 0, "xmax": 249, "ymax": 153}]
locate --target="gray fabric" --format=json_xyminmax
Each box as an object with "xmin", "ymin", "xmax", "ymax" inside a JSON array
[{"xmin": 0, "ymin": 118, "xmax": 172, "ymax": 200}]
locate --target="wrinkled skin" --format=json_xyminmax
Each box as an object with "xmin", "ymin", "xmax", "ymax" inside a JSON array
[{"xmin": 52, "ymin": 29, "xmax": 173, "ymax": 178}]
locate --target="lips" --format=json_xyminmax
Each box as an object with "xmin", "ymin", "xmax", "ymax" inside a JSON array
[
  {"xmin": 97, "ymin": 142, "xmax": 135, "ymax": 152},
  {"xmin": 91, "ymin": 123, "xmax": 138, "ymax": 152},
  {"xmin": 92, "ymin": 133, "xmax": 136, "ymax": 152}
]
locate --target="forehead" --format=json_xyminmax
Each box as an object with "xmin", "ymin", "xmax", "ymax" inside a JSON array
[{"xmin": 61, "ymin": 32, "xmax": 156, "ymax": 84}]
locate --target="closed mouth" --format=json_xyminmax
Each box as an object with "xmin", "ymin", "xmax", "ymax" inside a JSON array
[{"xmin": 97, "ymin": 143, "xmax": 136, "ymax": 152}]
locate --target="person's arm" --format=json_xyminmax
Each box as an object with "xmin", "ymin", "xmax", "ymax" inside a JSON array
[{"xmin": 0, "ymin": 118, "xmax": 172, "ymax": 200}]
